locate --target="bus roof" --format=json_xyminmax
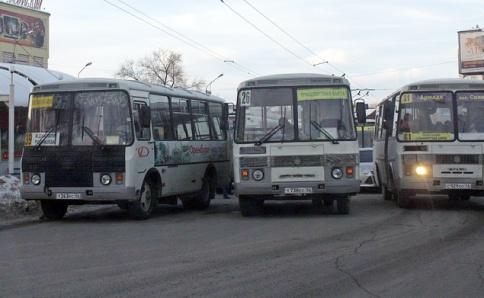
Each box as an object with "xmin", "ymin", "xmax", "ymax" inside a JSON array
[
  {"xmin": 237, "ymin": 73, "xmax": 350, "ymax": 89},
  {"xmin": 401, "ymin": 78, "xmax": 484, "ymax": 92},
  {"xmin": 376, "ymin": 78, "xmax": 484, "ymax": 106},
  {"xmin": 32, "ymin": 78, "xmax": 226, "ymax": 103}
]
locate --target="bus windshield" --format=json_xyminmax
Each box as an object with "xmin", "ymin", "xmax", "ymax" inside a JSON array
[
  {"xmin": 26, "ymin": 91, "xmax": 133, "ymax": 147},
  {"xmin": 397, "ymin": 92, "xmax": 454, "ymax": 141},
  {"xmin": 235, "ymin": 86, "xmax": 354, "ymax": 143},
  {"xmin": 457, "ymin": 91, "xmax": 484, "ymax": 140}
]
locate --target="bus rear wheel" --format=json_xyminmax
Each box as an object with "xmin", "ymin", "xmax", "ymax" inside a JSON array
[
  {"xmin": 239, "ymin": 196, "xmax": 263, "ymax": 217},
  {"xmin": 128, "ymin": 180, "xmax": 156, "ymax": 220},
  {"xmin": 41, "ymin": 201, "xmax": 68, "ymax": 220},
  {"xmin": 182, "ymin": 177, "xmax": 211, "ymax": 210}
]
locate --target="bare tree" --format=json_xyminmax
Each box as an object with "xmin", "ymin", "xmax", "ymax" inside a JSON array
[{"xmin": 116, "ymin": 49, "xmax": 206, "ymax": 91}]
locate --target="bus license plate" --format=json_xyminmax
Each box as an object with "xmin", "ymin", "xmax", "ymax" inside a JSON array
[
  {"xmin": 445, "ymin": 183, "xmax": 472, "ymax": 190},
  {"xmin": 55, "ymin": 193, "xmax": 81, "ymax": 200},
  {"xmin": 284, "ymin": 187, "xmax": 313, "ymax": 194}
]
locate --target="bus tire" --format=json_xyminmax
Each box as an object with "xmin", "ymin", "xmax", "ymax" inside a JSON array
[
  {"xmin": 128, "ymin": 180, "xmax": 156, "ymax": 220},
  {"xmin": 312, "ymin": 199, "xmax": 323, "ymax": 209},
  {"xmin": 41, "ymin": 201, "xmax": 67, "ymax": 220},
  {"xmin": 460, "ymin": 195, "xmax": 471, "ymax": 201},
  {"xmin": 239, "ymin": 196, "xmax": 263, "ymax": 217},
  {"xmin": 383, "ymin": 186, "xmax": 392, "ymax": 201},
  {"xmin": 396, "ymin": 191, "xmax": 411, "ymax": 209},
  {"xmin": 182, "ymin": 177, "xmax": 211, "ymax": 210},
  {"xmin": 336, "ymin": 196, "xmax": 350, "ymax": 215}
]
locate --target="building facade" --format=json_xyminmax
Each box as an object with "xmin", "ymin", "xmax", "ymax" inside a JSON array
[{"xmin": 0, "ymin": 1, "xmax": 49, "ymax": 68}]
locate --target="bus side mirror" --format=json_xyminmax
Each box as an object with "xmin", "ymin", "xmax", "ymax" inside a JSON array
[
  {"xmin": 140, "ymin": 106, "xmax": 151, "ymax": 128},
  {"xmin": 355, "ymin": 102, "xmax": 366, "ymax": 124},
  {"xmin": 221, "ymin": 103, "xmax": 229, "ymax": 130}
]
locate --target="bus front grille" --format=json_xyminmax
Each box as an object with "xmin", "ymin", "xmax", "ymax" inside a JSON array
[
  {"xmin": 45, "ymin": 171, "xmax": 93, "ymax": 188},
  {"xmin": 271, "ymin": 155, "xmax": 323, "ymax": 167},
  {"xmin": 435, "ymin": 155, "xmax": 479, "ymax": 164}
]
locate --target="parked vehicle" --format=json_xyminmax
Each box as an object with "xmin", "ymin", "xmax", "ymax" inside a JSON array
[
  {"xmin": 21, "ymin": 79, "xmax": 231, "ymax": 219},
  {"xmin": 373, "ymin": 78, "xmax": 484, "ymax": 207},
  {"xmin": 359, "ymin": 148, "xmax": 379, "ymax": 192},
  {"xmin": 233, "ymin": 73, "xmax": 364, "ymax": 216}
]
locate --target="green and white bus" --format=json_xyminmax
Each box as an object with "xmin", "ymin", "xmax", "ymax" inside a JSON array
[
  {"xmin": 374, "ymin": 78, "xmax": 484, "ymax": 207},
  {"xmin": 21, "ymin": 79, "xmax": 231, "ymax": 219},
  {"xmin": 233, "ymin": 74, "xmax": 363, "ymax": 216}
]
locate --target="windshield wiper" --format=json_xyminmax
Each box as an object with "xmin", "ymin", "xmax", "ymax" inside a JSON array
[
  {"xmin": 311, "ymin": 121, "xmax": 339, "ymax": 144},
  {"xmin": 82, "ymin": 126, "xmax": 103, "ymax": 146},
  {"xmin": 33, "ymin": 126, "xmax": 56, "ymax": 150},
  {"xmin": 255, "ymin": 123, "xmax": 284, "ymax": 146}
]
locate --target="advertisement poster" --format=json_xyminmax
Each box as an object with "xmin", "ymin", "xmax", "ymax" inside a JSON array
[
  {"xmin": 0, "ymin": 7, "xmax": 46, "ymax": 48},
  {"xmin": 459, "ymin": 30, "xmax": 484, "ymax": 75}
]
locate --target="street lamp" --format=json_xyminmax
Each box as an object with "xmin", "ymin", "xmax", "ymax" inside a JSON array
[
  {"xmin": 206, "ymin": 73, "xmax": 224, "ymax": 95},
  {"xmin": 78, "ymin": 62, "xmax": 93, "ymax": 78}
]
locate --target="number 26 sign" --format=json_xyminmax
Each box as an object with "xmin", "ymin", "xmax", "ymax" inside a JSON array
[{"xmin": 239, "ymin": 90, "xmax": 251, "ymax": 106}]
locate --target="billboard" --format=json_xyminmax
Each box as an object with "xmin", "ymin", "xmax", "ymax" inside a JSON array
[
  {"xmin": 458, "ymin": 29, "xmax": 484, "ymax": 75},
  {"xmin": 0, "ymin": 7, "xmax": 46, "ymax": 48}
]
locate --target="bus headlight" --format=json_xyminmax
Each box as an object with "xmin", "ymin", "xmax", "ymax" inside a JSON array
[
  {"xmin": 252, "ymin": 169, "xmax": 264, "ymax": 181},
  {"xmin": 331, "ymin": 168, "xmax": 344, "ymax": 179},
  {"xmin": 31, "ymin": 174, "xmax": 41, "ymax": 185},
  {"xmin": 415, "ymin": 165, "xmax": 428, "ymax": 176},
  {"xmin": 100, "ymin": 174, "xmax": 112, "ymax": 186}
]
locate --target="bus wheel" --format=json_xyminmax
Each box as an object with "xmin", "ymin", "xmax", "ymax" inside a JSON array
[
  {"xmin": 383, "ymin": 186, "xmax": 392, "ymax": 201},
  {"xmin": 41, "ymin": 201, "xmax": 67, "ymax": 220},
  {"xmin": 239, "ymin": 196, "xmax": 263, "ymax": 217},
  {"xmin": 128, "ymin": 181, "xmax": 155, "ymax": 220},
  {"xmin": 182, "ymin": 177, "xmax": 211, "ymax": 210},
  {"xmin": 336, "ymin": 196, "xmax": 350, "ymax": 215},
  {"xmin": 312, "ymin": 199, "xmax": 323, "ymax": 209},
  {"xmin": 396, "ymin": 191, "xmax": 410, "ymax": 209},
  {"xmin": 460, "ymin": 195, "xmax": 471, "ymax": 201}
]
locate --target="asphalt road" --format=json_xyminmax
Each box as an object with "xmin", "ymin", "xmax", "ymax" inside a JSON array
[{"xmin": 1, "ymin": 194, "xmax": 483, "ymax": 298}]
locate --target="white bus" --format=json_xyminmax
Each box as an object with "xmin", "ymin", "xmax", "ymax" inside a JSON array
[
  {"xmin": 374, "ymin": 78, "xmax": 484, "ymax": 207},
  {"xmin": 21, "ymin": 79, "xmax": 231, "ymax": 220},
  {"xmin": 233, "ymin": 74, "xmax": 364, "ymax": 216}
]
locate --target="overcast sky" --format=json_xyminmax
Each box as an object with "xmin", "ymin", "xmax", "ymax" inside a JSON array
[{"xmin": 42, "ymin": 0, "xmax": 484, "ymax": 103}]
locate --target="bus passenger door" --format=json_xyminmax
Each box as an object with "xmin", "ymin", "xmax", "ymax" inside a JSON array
[{"xmin": 132, "ymin": 101, "xmax": 155, "ymax": 189}]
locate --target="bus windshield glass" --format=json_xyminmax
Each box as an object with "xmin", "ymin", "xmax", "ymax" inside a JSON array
[
  {"xmin": 457, "ymin": 91, "xmax": 484, "ymax": 140},
  {"xmin": 26, "ymin": 91, "xmax": 133, "ymax": 147},
  {"xmin": 297, "ymin": 87, "xmax": 355, "ymax": 141},
  {"xmin": 236, "ymin": 88, "xmax": 295, "ymax": 143},
  {"xmin": 397, "ymin": 92, "xmax": 454, "ymax": 141},
  {"xmin": 236, "ymin": 86, "xmax": 354, "ymax": 143}
]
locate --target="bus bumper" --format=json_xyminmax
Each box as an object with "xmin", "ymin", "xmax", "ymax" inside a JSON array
[
  {"xmin": 399, "ymin": 177, "xmax": 484, "ymax": 196},
  {"xmin": 21, "ymin": 186, "xmax": 137, "ymax": 202},
  {"xmin": 235, "ymin": 180, "xmax": 360, "ymax": 198}
]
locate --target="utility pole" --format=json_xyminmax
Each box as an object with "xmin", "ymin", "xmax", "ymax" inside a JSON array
[{"xmin": 8, "ymin": 67, "xmax": 15, "ymax": 174}]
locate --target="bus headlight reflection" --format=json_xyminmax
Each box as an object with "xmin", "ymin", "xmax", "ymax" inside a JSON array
[
  {"xmin": 252, "ymin": 169, "xmax": 264, "ymax": 181},
  {"xmin": 101, "ymin": 174, "xmax": 112, "ymax": 186},
  {"xmin": 331, "ymin": 168, "xmax": 344, "ymax": 179},
  {"xmin": 31, "ymin": 174, "xmax": 41, "ymax": 185},
  {"xmin": 415, "ymin": 165, "xmax": 428, "ymax": 176}
]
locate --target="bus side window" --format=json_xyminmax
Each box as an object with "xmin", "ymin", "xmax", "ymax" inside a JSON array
[
  {"xmin": 150, "ymin": 94, "xmax": 173, "ymax": 141},
  {"xmin": 209, "ymin": 102, "xmax": 225, "ymax": 140},
  {"xmin": 172, "ymin": 98, "xmax": 193, "ymax": 140},
  {"xmin": 191, "ymin": 100, "xmax": 211, "ymax": 141},
  {"xmin": 132, "ymin": 102, "xmax": 151, "ymax": 140}
]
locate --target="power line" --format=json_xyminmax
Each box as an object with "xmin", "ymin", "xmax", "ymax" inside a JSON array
[
  {"xmin": 220, "ymin": 0, "xmax": 322, "ymax": 72},
  {"xmin": 103, "ymin": 0, "xmax": 258, "ymax": 76},
  {"xmin": 115, "ymin": 0, "xmax": 257, "ymax": 76},
  {"xmin": 240, "ymin": 0, "xmax": 335, "ymax": 70},
  {"xmin": 352, "ymin": 60, "xmax": 457, "ymax": 78},
  {"xmin": 234, "ymin": 0, "xmax": 353, "ymax": 81}
]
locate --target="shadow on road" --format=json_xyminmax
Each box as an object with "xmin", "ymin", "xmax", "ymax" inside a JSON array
[{"xmin": 402, "ymin": 195, "xmax": 484, "ymax": 212}]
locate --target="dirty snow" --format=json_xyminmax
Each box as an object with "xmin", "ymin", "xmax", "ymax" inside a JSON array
[{"xmin": 0, "ymin": 175, "xmax": 39, "ymax": 218}]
